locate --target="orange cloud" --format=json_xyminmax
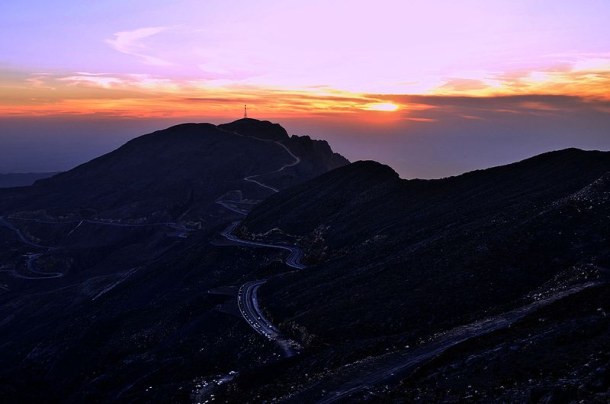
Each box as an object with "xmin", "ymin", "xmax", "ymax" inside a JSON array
[
  {"xmin": 433, "ymin": 58, "xmax": 610, "ymax": 99},
  {"xmin": 1, "ymin": 55, "xmax": 609, "ymax": 121},
  {"xmin": 0, "ymin": 70, "xmax": 411, "ymax": 119}
]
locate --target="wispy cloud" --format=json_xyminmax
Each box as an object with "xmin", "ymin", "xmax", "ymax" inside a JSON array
[
  {"xmin": 106, "ymin": 27, "xmax": 173, "ymax": 66},
  {"xmin": 59, "ymin": 72, "xmax": 125, "ymax": 88},
  {"xmin": 25, "ymin": 73, "xmax": 54, "ymax": 89}
]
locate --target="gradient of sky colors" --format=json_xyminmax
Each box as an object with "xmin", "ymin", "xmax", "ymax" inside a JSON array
[{"xmin": 1, "ymin": 0, "xmax": 609, "ymax": 177}]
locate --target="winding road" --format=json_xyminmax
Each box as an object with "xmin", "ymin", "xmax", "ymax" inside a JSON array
[
  {"xmin": 244, "ymin": 141, "xmax": 302, "ymax": 193},
  {"xmin": 20, "ymin": 253, "xmax": 63, "ymax": 279},
  {"xmin": 238, "ymin": 280, "xmax": 300, "ymax": 357},
  {"xmin": 0, "ymin": 216, "xmax": 49, "ymax": 249},
  {"xmin": 220, "ymin": 222, "xmax": 305, "ymax": 270},
  {"xmin": 221, "ymin": 128, "xmax": 302, "ymax": 194},
  {"xmin": 1, "ymin": 215, "xmax": 187, "ymax": 280},
  {"xmin": 220, "ymin": 222, "xmax": 305, "ymax": 355},
  {"xmin": 215, "ymin": 135, "xmax": 306, "ymax": 356},
  {"xmin": 0, "ymin": 216, "xmax": 63, "ymax": 279}
]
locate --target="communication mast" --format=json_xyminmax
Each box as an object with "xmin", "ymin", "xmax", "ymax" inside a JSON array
[{"xmin": 244, "ymin": 104, "xmax": 248, "ymax": 118}]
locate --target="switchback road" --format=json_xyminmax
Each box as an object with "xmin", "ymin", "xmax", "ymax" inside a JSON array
[{"xmin": 216, "ymin": 135, "xmax": 305, "ymax": 357}]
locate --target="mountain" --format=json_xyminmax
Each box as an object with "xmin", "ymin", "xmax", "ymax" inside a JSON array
[
  {"xmin": 0, "ymin": 119, "xmax": 347, "ymax": 223},
  {"xmin": 218, "ymin": 148, "xmax": 610, "ymax": 401},
  {"xmin": 218, "ymin": 117, "xmax": 290, "ymax": 141},
  {"xmin": 1, "ymin": 118, "xmax": 608, "ymax": 403},
  {"xmin": 0, "ymin": 172, "xmax": 58, "ymax": 188},
  {"xmin": 241, "ymin": 148, "xmax": 610, "ymax": 339},
  {"xmin": 0, "ymin": 118, "xmax": 348, "ymax": 403}
]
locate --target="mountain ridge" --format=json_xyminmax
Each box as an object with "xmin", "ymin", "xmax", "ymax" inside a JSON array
[
  {"xmin": 242, "ymin": 147, "xmax": 610, "ymax": 243},
  {"xmin": 237, "ymin": 145, "xmax": 610, "ymax": 346},
  {"xmin": 0, "ymin": 172, "xmax": 58, "ymax": 188},
  {"xmin": 221, "ymin": 147, "xmax": 610, "ymax": 401},
  {"xmin": 0, "ymin": 119, "xmax": 608, "ymax": 402},
  {"xmin": 0, "ymin": 119, "xmax": 349, "ymax": 222}
]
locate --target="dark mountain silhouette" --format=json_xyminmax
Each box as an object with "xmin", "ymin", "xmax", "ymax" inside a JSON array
[
  {"xmin": 218, "ymin": 118, "xmax": 290, "ymax": 141},
  {"xmin": 0, "ymin": 118, "xmax": 348, "ymax": 402},
  {"xmin": 241, "ymin": 149, "xmax": 610, "ymax": 337},
  {"xmin": 0, "ymin": 116, "xmax": 608, "ymax": 403},
  {"xmin": 0, "ymin": 172, "xmax": 58, "ymax": 188},
  {"xmin": 0, "ymin": 119, "xmax": 347, "ymax": 222},
  {"xmin": 227, "ymin": 148, "xmax": 610, "ymax": 401},
  {"xmin": 244, "ymin": 148, "xmax": 610, "ymax": 245}
]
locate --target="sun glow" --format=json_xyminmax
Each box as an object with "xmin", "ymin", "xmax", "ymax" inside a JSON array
[{"xmin": 364, "ymin": 102, "xmax": 399, "ymax": 112}]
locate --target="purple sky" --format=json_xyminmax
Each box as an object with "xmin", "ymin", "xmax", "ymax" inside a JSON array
[{"xmin": 1, "ymin": 0, "xmax": 609, "ymax": 177}]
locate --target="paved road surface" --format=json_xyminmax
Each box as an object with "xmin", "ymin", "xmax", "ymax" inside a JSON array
[
  {"xmin": 215, "ymin": 136, "xmax": 305, "ymax": 356},
  {"xmin": 221, "ymin": 222, "xmax": 305, "ymax": 270},
  {"xmin": 220, "ymin": 221, "xmax": 305, "ymax": 355},
  {"xmin": 1, "ymin": 215, "xmax": 186, "ymax": 280},
  {"xmin": 223, "ymin": 129, "xmax": 301, "ymax": 194},
  {"xmin": 244, "ymin": 140, "xmax": 301, "ymax": 193},
  {"xmin": 238, "ymin": 280, "xmax": 300, "ymax": 357},
  {"xmin": 0, "ymin": 216, "xmax": 49, "ymax": 248},
  {"xmin": 0, "ymin": 216, "xmax": 64, "ymax": 279}
]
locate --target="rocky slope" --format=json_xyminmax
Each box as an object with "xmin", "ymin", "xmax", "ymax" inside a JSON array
[
  {"xmin": 0, "ymin": 119, "xmax": 347, "ymax": 403},
  {"xmin": 1, "ymin": 125, "xmax": 608, "ymax": 402},
  {"xmin": 224, "ymin": 148, "xmax": 610, "ymax": 401}
]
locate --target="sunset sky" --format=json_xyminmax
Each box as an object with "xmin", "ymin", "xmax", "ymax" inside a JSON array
[{"xmin": 1, "ymin": 0, "xmax": 609, "ymax": 177}]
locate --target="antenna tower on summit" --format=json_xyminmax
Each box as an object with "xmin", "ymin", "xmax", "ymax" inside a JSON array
[{"xmin": 244, "ymin": 104, "xmax": 248, "ymax": 118}]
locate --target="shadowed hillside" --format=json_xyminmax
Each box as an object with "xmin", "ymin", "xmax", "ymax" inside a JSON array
[
  {"xmin": 1, "ymin": 124, "xmax": 608, "ymax": 402},
  {"xmin": 0, "ymin": 172, "xmax": 58, "ymax": 188},
  {"xmin": 0, "ymin": 119, "xmax": 348, "ymax": 223},
  {"xmin": 0, "ymin": 118, "xmax": 348, "ymax": 402},
  {"xmin": 224, "ymin": 148, "xmax": 610, "ymax": 401}
]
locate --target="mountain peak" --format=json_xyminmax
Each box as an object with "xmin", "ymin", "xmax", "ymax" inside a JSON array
[
  {"xmin": 346, "ymin": 160, "xmax": 400, "ymax": 178},
  {"xmin": 218, "ymin": 118, "xmax": 289, "ymax": 141}
]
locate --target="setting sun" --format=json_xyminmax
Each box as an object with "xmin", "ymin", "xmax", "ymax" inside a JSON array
[{"xmin": 364, "ymin": 102, "xmax": 399, "ymax": 112}]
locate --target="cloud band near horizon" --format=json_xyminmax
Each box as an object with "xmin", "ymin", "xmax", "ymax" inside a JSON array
[{"xmin": 1, "ymin": 0, "xmax": 610, "ymax": 119}]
